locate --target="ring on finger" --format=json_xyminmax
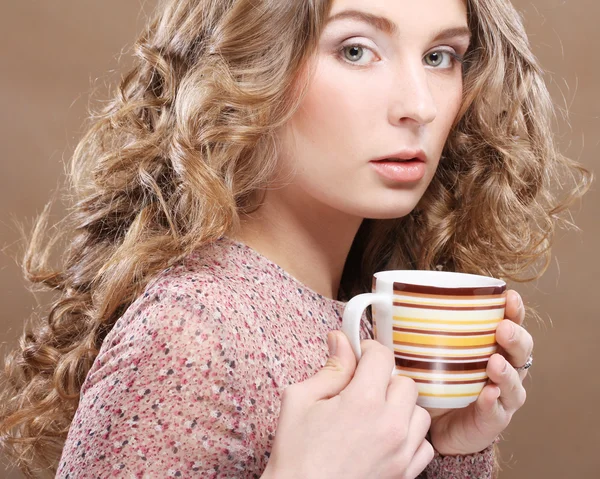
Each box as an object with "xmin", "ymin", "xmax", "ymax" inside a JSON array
[{"xmin": 515, "ymin": 354, "xmax": 533, "ymax": 372}]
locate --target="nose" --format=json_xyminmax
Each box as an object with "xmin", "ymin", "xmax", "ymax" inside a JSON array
[{"xmin": 388, "ymin": 61, "xmax": 437, "ymax": 127}]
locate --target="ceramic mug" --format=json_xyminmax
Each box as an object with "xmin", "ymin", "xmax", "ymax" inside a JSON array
[{"xmin": 342, "ymin": 270, "xmax": 507, "ymax": 409}]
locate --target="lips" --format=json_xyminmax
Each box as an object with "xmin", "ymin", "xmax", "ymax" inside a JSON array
[
  {"xmin": 368, "ymin": 149, "xmax": 428, "ymax": 183},
  {"xmin": 371, "ymin": 150, "xmax": 427, "ymax": 164},
  {"xmin": 369, "ymin": 152, "xmax": 427, "ymax": 183},
  {"xmin": 374, "ymin": 157, "xmax": 421, "ymax": 163}
]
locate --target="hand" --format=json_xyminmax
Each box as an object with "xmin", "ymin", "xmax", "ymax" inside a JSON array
[
  {"xmin": 427, "ymin": 290, "xmax": 533, "ymax": 456},
  {"xmin": 263, "ymin": 333, "xmax": 434, "ymax": 479}
]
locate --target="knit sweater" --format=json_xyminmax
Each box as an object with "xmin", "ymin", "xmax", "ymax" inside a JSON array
[{"xmin": 58, "ymin": 237, "xmax": 494, "ymax": 478}]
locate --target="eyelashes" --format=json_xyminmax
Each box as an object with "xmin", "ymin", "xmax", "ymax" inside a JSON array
[
  {"xmin": 423, "ymin": 49, "xmax": 465, "ymax": 68},
  {"xmin": 336, "ymin": 42, "xmax": 464, "ymax": 70},
  {"xmin": 338, "ymin": 44, "xmax": 380, "ymax": 65}
]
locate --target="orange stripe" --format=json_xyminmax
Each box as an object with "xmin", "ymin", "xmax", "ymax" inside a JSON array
[
  {"xmin": 419, "ymin": 391, "xmax": 480, "ymax": 398},
  {"xmin": 393, "ymin": 316, "xmax": 503, "ymax": 326},
  {"xmin": 394, "ymin": 301, "xmax": 505, "ymax": 311},
  {"xmin": 394, "ymin": 298, "xmax": 506, "ymax": 308},
  {"xmin": 393, "ymin": 331, "xmax": 496, "ymax": 347},
  {"xmin": 394, "ymin": 341, "xmax": 495, "ymax": 350},
  {"xmin": 412, "ymin": 378, "xmax": 487, "ymax": 385},
  {"xmin": 396, "ymin": 352, "xmax": 493, "ymax": 361}
]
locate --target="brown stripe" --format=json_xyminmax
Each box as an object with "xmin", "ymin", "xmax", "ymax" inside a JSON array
[
  {"xmin": 396, "ymin": 352, "xmax": 493, "ymax": 361},
  {"xmin": 411, "ymin": 378, "xmax": 488, "ymax": 385},
  {"xmin": 395, "ymin": 357, "xmax": 489, "ymax": 371},
  {"xmin": 393, "ymin": 282, "xmax": 506, "ymax": 296},
  {"xmin": 393, "ymin": 326, "xmax": 497, "ymax": 337},
  {"xmin": 393, "ymin": 290, "xmax": 504, "ymax": 301},
  {"xmin": 393, "ymin": 301, "xmax": 504, "ymax": 311},
  {"xmin": 394, "ymin": 341, "xmax": 495, "ymax": 350}
]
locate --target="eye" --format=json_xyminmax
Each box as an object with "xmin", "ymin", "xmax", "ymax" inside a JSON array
[
  {"xmin": 339, "ymin": 44, "xmax": 379, "ymax": 66},
  {"xmin": 345, "ymin": 45, "xmax": 364, "ymax": 62},
  {"xmin": 423, "ymin": 50, "xmax": 462, "ymax": 68}
]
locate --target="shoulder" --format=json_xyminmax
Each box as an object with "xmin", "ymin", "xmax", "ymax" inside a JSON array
[
  {"xmin": 102, "ymin": 249, "xmax": 251, "ymax": 357},
  {"xmin": 85, "ymin": 252, "xmax": 248, "ymax": 393},
  {"xmin": 64, "ymin": 250, "xmax": 269, "ymax": 476}
]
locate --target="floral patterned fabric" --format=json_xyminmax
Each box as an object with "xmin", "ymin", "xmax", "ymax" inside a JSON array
[{"xmin": 58, "ymin": 237, "xmax": 494, "ymax": 478}]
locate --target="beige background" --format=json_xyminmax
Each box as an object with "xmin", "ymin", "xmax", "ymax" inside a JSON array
[{"xmin": 1, "ymin": 1, "xmax": 598, "ymax": 477}]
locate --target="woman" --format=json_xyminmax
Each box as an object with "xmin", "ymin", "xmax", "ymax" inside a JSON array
[{"xmin": 0, "ymin": 0, "xmax": 590, "ymax": 477}]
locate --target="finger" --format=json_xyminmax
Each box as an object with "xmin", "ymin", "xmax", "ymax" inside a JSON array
[
  {"xmin": 405, "ymin": 405, "xmax": 432, "ymax": 454},
  {"xmin": 469, "ymin": 383, "xmax": 506, "ymax": 442},
  {"xmin": 473, "ymin": 382, "xmax": 502, "ymax": 418},
  {"xmin": 344, "ymin": 340, "xmax": 396, "ymax": 400},
  {"xmin": 495, "ymin": 320, "xmax": 534, "ymax": 376},
  {"xmin": 295, "ymin": 331, "xmax": 357, "ymax": 403},
  {"xmin": 386, "ymin": 374, "xmax": 419, "ymax": 406},
  {"xmin": 403, "ymin": 439, "xmax": 434, "ymax": 479},
  {"xmin": 504, "ymin": 290, "xmax": 525, "ymax": 326},
  {"xmin": 486, "ymin": 354, "xmax": 527, "ymax": 413},
  {"xmin": 383, "ymin": 376, "xmax": 422, "ymax": 448}
]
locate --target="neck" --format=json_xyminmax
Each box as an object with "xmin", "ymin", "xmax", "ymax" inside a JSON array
[{"xmin": 232, "ymin": 188, "xmax": 363, "ymax": 300}]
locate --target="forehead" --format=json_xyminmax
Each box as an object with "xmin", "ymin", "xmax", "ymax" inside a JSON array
[{"xmin": 327, "ymin": 0, "xmax": 469, "ymax": 35}]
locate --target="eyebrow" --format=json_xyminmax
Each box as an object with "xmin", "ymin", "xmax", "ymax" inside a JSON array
[
  {"xmin": 327, "ymin": 10, "xmax": 398, "ymax": 35},
  {"xmin": 326, "ymin": 9, "xmax": 472, "ymax": 43}
]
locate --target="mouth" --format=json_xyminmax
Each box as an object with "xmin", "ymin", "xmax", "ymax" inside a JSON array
[
  {"xmin": 372, "ymin": 157, "xmax": 423, "ymax": 164},
  {"xmin": 370, "ymin": 150, "xmax": 427, "ymax": 164},
  {"xmin": 369, "ymin": 150, "xmax": 427, "ymax": 183}
]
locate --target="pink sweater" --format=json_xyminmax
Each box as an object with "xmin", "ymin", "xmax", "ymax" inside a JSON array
[{"xmin": 58, "ymin": 237, "xmax": 494, "ymax": 478}]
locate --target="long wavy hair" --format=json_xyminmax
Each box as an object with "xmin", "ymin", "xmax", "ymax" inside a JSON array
[{"xmin": 1, "ymin": 0, "xmax": 591, "ymax": 476}]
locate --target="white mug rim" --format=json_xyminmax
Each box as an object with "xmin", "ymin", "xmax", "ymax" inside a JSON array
[{"xmin": 374, "ymin": 270, "xmax": 506, "ymax": 290}]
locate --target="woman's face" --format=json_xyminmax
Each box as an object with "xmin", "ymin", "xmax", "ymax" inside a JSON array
[{"xmin": 276, "ymin": 0, "xmax": 469, "ymax": 220}]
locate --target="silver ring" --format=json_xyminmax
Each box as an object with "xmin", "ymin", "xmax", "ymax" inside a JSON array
[{"xmin": 515, "ymin": 354, "xmax": 533, "ymax": 371}]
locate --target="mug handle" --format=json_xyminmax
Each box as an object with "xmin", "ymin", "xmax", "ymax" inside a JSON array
[{"xmin": 342, "ymin": 293, "xmax": 389, "ymax": 359}]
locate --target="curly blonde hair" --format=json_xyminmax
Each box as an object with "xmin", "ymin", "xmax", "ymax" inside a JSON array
[{"xmin": 1, "ymin": 0, "xmax": 591, "ymax": 476}]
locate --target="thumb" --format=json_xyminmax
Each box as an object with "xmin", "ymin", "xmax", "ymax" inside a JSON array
[{"xmin": 300, "ymin": 330, "xmax": 358, "ymax": 402}]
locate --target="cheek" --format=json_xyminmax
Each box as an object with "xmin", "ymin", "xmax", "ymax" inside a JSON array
[
  {"xmin": 443, "ymin": 77, "xmax": 464, "ymax": 121},
  {"xmin": 291, "ymin": 64, "xmax": 375, "ymax": 148},
  {"xmin": 447, "ymin": 86, "xmax": 464, "ymax": 123},
  {"xmin": 432, "ymin": 82, "xmax": 463, "ymax": 144}
]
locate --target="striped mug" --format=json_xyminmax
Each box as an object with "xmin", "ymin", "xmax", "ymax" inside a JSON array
[{"xmin": 342, "ymin": 270, "xmax": 506, "ymax": 409}]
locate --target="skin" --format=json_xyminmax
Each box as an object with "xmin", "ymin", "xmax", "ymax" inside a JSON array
[
  {"xmin": 236, "ymin": 0, "xmax": 469, "ymax": 298},
  {"xmin": 236, "ymin": 0, "xmax": 534, "ymax": 464}
]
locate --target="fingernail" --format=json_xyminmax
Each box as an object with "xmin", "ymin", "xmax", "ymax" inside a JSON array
[
  {"xmin": 327, "ymin": 332, "xmax": 338, "ymax": 356},
  {"xmin": 493, "ymin": 386, "xmax": 501, "ymax": 399},
  {"xmin": 509, "ymin": 322, "xmax": 517, "ymax": 341},
  {"xmin": 503, "ymin": 358, "xmax": 509, "ymax": 374}
]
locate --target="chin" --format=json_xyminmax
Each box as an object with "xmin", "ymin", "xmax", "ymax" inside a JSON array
[
  {"xmin": 356, "ymin": 191, "xmax": 425, "ymax": 220},
  {"xmin": 363, "ymin": 209, "xmax": 417, "ymax": 220},
  {"xmin": 310, "ymin": 186, "xmax": 425, "ymax": 221},
  {"xmin": 338, "ymin": 200, "xmax": 420, "ymax": 221}
]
